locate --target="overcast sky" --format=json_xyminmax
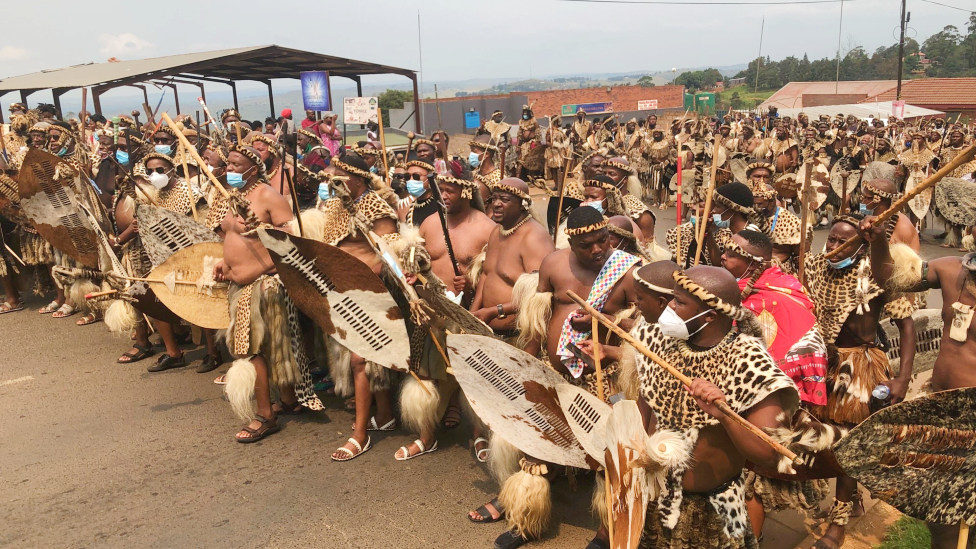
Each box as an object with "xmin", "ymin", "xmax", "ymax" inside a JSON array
[{"xmin": 0, "ymin": 0, "xmax": 968, "ymax": 92}]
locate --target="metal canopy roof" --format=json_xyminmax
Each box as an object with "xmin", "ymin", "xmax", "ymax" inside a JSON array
[{"xmin": 0, "ymin": 45, "xmax": 415, "ymax": 92}]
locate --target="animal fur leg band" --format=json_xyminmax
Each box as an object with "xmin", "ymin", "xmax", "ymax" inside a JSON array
[
  {"xmin": 498, "ymin": 461, "xmax": 552, "ymax": 540},
  {"xmin": 887, "ymin": 243, "xmax": 923, "ymax": 292},
  {"xmin": 225, "ymin": 358, "xmax": 258, "ymax": 421},
  {"xmin": 488, "ymin": 434, "xmax": 523, "ymax": 484},
  {"xmin": 399, "ymin": 376, "xmax": 440, "ymax": 437}
]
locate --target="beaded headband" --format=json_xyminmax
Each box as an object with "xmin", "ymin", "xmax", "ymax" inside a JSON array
[
  {"xmin": 863, "ymin": 181, "xmax": 901, "ymax": 201},
  {"xmin": 633, "ymin": 269, "xmax": 673, "ymax": 295},
  {"xmin": 564, "ymin": 217, "xmax": 609, "ymax": 237}
]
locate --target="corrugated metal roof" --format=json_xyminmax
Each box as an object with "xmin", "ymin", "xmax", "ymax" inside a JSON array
[
  {"xmin": 0, "ymin": 45, "xmax": 414, "ymax": 92},
  {"xmin": 861, "ymin": 78, "xmax": 976, "ymax": 107},
  {"xmin": 760, "ymin": 80, "xmax": 898, "ymax": 109},
  {"xmin": 776, "ymin": 101, "xmax": 944, "ymax": 121}
]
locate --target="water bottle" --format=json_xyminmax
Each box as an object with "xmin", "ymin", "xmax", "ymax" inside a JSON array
[{"xmin": 869, "ymin": 384, "xmax": 892, "ymax": 414}]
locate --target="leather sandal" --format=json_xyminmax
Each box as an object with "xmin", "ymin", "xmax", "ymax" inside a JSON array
[{"xmin": 236, "ymin": 414, "xmax": 280, "ymax": 443}]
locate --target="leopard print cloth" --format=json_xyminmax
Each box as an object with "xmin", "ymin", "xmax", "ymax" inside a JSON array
[
  {"xmin": 156, "ymin": 178, "xmax": 197, "ymax": 216},
  {"xmin": 804, "ymin": 253, "xmax": 900, "ymax": 345},
  {"xmin": 633, "ymin": 319, "xmax": 797, "ymax": 543},
  {"xmin": 622, "ymin": 194, "xmax": 653, "ymax": 222},
  {"xmin": 666, "ymin": 222, "xmax": 731, "ymax": 268},
  {"xmin": 561, "ymin": 360, "xmax": 620, "ymax": 405},
  {"xmin": 317, "ymin": 191, "xmax": 397, "ymax": 246},
  {"xmin": 474, "ymin": 168, "xmax": 502, "ymax": 189}
]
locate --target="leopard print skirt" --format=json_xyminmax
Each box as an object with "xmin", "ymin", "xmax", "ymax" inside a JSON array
[
  {"xmin": 640, "ymin": 476, "xmax": 759, "ymax": 549},
  {"xmin": 742, "ymin": 471, "xmax": 829, "ymax": 514}
]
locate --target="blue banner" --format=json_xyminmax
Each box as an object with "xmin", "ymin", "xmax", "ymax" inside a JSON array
[
  {"xmin": 464, "ymin": 111, "xmax": 481, "ymax": 129},
  {"xmin": 301, "ymin": 71, "xmax": 331, "ymax": 111}
]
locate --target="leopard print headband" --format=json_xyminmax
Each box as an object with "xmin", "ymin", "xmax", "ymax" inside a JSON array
[
  {"xmin": 332, "ymin": 158, "xmax": 371, "ymax": 180},
  {"xmin": 633, "ymin": 269, "xmax": 673, "ymax": 295},
  {"xmin": 712, "ymin": 191, "xmax": 754, "ymax": 216},
  {"xmin": 673, "ymin": 271, "xmax": 745, "ymax": 320},
  {"xmin": 724, "ymin": 238, "xmax": 765, "ymax": 264},
  {"xmin": 863, "ymin": 181, "xmax": 901, "ymax": 201},
  {"xmin": 564, "ymin": 217, "xmax": 609, "ymax": 237}
]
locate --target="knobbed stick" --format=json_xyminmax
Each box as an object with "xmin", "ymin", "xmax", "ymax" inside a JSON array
[
  {"xmin": 825, "ymin": 142, "xmax": 976, "ymax": 260},
  {"xmin": 693, "ymin": 137, "xmax": 722, "ymax": 266},
  {"xmin": 552, "ymin": 157, "xmax": 572, "ymax": 243},
  {"xmin": 160, "ymin": 113, "xmax": 229, "ymax": 199},
  {"xmin": 591, "ymin": 315, "xmax": 614, "ymax": 549},
  {"xmin": 566, "ymin": 290, "xmax": 802, "ymax": 466}
]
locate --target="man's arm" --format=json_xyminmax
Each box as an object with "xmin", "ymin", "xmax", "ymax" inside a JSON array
[
  {"xmin": 864, "ymin": 215, "xmax": 938, "ymax": 293},
  {"xmin": 262, "ymin": 186, "xmax": 296, "ymax": 234},
  {"xmin": 887, "ymin": 316, "xmax": 915, "ymax": 403}
]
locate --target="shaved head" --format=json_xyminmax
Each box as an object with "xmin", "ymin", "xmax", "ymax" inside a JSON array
[
  {"xmin": 685, "ymin": 266, "xmax": 742, "ymax": 308},
  {"xmin": 863, "ymin": 179, "xmax": 897, "ymax": 204},
  {"xmin": 637, "ymin": 260, "xmax": 679, "ymax": 294},
  {"xmin": 608, "ymin": 215, "xmax": 634, "ymax": 233}
]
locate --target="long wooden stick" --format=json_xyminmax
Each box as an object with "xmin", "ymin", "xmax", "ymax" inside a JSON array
[
  {"xmin": 957, "ymin": 521, "xmax": 970, "ymax": 549},
  {"xmin": 178, "ymin": 142, "xmax": 199, "ymax": 222},
  {"xmin": 567, "ymin": 290, "xmax": 802, "ymax": 466},
  {"xmin": 552, "ymin": 157, "xmax": 572, "ymax": 242},
  {"xmin": 676, "ymin": 155, "xmax": 683, "ymax": 266},
  {"xmin": 376, "ymin": 107, "xmax": 390, "ymax": 176},
  {"xmin": 825, "ymin": 142, "xmax": 976, "ymax": 260},
  {"xmin": 693, "ymin": 137, "xmax": 722, "ymax": 266},
  {"xmin": 160, "ymin": 113, "xmax": 229, "ymax": 199},
  {"xmin": 797, "ymin": 159, "xmax": 812, "ymax": 286},
  {"xmin": 591, "ymin": 315, "xmax": 614, "ymax": 549}
]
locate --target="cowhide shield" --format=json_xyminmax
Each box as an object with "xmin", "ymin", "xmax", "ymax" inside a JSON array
[
  {"xmin": 136, "ymin": 203, "xmax": 221, "ymax": 268},
  {"xmin": 125, "ymin": 281, "xmax": 183, "ymax": 325},
  {"xmin": 906, "ymin": 171, "xmax": 935, "ymax": 220},
  {"xmin": 144, "ymin": 242, "xmax": 230, "ymax": 329},
  {"xmin": 258, "ymin": 228, "xmax": 410, "ymax": 372},
  {"xmin": 830, "ymin": 162, "xmax": 861, "ymax": 200},
  {"xmin": 883, "ymin": 309, "xmax": 943, "ymax": 377},
  {"xmin": 18, "ymin": 148, "xmax": 100, "ymax": 268},
  {"xmin": 796, "ymin": 159, "xmax": 830, "ymax": 210},
  {"xmin": 729, "ymin": 156, "xmax": 749, "ymax": 185},
  {"xmin": 0, "ymin": 173, "xmax": 27, "ymax": 225},
  {"xmin": 556, "ymin": 383, "xmax": 612, "ymax": 468},
  {"xmin": 415, "ymin": 285, "xmax": 493, "ymax": 337},
  {"xmin": 834, "ymin": 387, "xmax": 976, "ymax": 525},
  {"xmin": 861, "ymin": 161, "xmax": 897, "ymax": 184},
  {"xmin": 606, "ymin": 400, "xmax": 651, "ymax": 549},
  {"xmin": 935, "ymin": 178, "xmax": 976, "ymax": 227},
  {"xmin": 446, "ymin": 333, "xmax": 599, "ymax": 470}
]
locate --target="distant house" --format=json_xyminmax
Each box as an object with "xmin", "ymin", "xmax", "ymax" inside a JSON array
[
  {"xmin": 861, "ymin": 77, "xmax": 976, "ymax": 120},
  {"xmin": 760, "ymin": 81, "xmax": 899, "ymax": 110},
  {"xmin": 728, "ymin": 77, "xmax": 747, "ymax": 88}
]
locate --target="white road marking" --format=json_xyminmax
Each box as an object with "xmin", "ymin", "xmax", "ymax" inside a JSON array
[{"xmin": 1, "ymin": 376, "xmax": 33, "ymax": 386}]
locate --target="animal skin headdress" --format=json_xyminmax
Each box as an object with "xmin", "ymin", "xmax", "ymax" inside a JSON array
[
  {"xmin": 672, "ymin": 270, "xmax": 764, "ymax": 338},
  {"xmin": 564, "ymin": 216, "xmax": 609, "ymax": 237}
]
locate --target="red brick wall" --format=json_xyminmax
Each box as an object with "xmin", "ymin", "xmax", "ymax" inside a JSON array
[{"xmin": 420, "ymin": 85, "xmax": 684, "ymax": 116}]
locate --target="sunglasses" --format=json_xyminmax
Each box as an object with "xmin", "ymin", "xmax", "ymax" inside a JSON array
[
  {"xmin": 153, "ymin": 138, "xmax": 172, "ymax": 144},
  {"xmin": 391, "ymin": 173, "xmax": 408, "ymax": 181},
  {"xmin": 409, "ymin": 173, "xmax": 425, "ymax": 181},
  {"xmin": 149, "ymin": 167, "xmax": 172, "ymax": 175}
]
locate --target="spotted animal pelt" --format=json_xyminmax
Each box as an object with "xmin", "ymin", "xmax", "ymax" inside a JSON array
[
  {"xmin": 804, "ymin": 253, "xmax": 885, "ymax": 345},
  {"xmin": 315, "ymin": 191, "xmax": 397, "ymax": 246},
  {"xmin": 633, "ymin": 319, "xmax": 798, "ymax": 538},
  {"xmin": 666, "ymin": 222, "xmax": 731, "ymax": 268}
]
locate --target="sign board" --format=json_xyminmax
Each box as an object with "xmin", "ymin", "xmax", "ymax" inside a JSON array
[
  {"xmin": 343, "ymin": 97, "xmax": 379, "ymax": 125},
  {"xmin": 637, "ymin": 100, "xmax": 658, "ymax": 111},
  {"xmin": 892, "ymin": 100, "xmax": 906, "ymax": 119},
  {"xmin": 464, "ymin": 111, "xmax": 481, "ymax": 130},
  {"xmin": 300, "ymin": 71, "xmax": 331, "ymax": 111},
  {"xmin": 561, "ymin": 102, "xmax": 613, "ymax": 117}
]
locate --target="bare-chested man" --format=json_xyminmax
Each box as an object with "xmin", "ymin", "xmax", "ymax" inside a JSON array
[
  {"xmin": 214, "ymin": 145, "xmax": 320, "ymax": 443},
  {"xmin": 865, "ymin": 214, "xmax": 976, "ymax": 549},
  {"xmin": 472, "ymin": 206, "xmax": 640, "ymax": 549}
]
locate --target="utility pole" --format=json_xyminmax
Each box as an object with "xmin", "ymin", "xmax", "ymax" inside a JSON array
[
  {"xmin": 896, "ymin": 0, "xmax": 908, "ymax": 100},
  {"xmin": 835, "ymin": 0, "xmax": 845, "ymax": 93},
  {"xmin": 755, "ymin": 16, "xmax": 764, "ymax": 93}
]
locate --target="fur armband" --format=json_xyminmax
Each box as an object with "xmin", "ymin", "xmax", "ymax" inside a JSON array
[
  {"xmin": 513, "ymin": 273, "xmax": 550, "ymax": 350},
  {"xmin": 887, "ymin": 243, "xmax": 923, "ymax": 292}
]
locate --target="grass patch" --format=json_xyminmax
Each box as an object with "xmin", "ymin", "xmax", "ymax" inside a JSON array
[
  {"xmin": 875, "ymin": 516, "xmax": 931, "ymax": 549},
  {"xmin": 716, "ymin": 87, "xmax": 776, "ymax": 110}
]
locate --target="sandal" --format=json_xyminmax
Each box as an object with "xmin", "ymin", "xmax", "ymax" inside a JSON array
[
  {"xmin": 38, "ymin": 300, "xmax": 60, "ymax": 314},
  {"xmin": 275, "ymin": 401, "xmax": 307, "ymax": 415},
  {"xmin": 395, "ymin": 439, "xmax": 438, "ymax": 461},
  {"xmin": 344, "ymin": 397, "xmax": 356, "ymax": 411},
  {"xmin": 213, "ymin": 374, "xmax": 227, "ymax": 385},
  {"xmin": 356, "ymin": 416, "xmax": 396, "ymax": 432},
  {"xmin": 811, "ymin": 534, "xmax": 843, "ymax": 549},
  {"xmin": 118, "ymin": 344, "xmax": 155, "ymax": 364},
  {"xmin": 235, "ymin": 414, "xmax": 280, "ymax": 443},
  {"xmin": 75, "ymin": 312, "xmax": 102, "ymax": 326},
  {"xmin": 441, "ymin": 404, "xmax": 462, "ymax": 429},
  {"xmin": 473, "ymin": 437, "xmax": 490, "ymax": 463},
  {"xmin": 331, "ymin": 436, "xmax": 371, "ymax": 462},
  {"xmin": 196, "ymin": 353, "xmax": 222, "ymax": 374},
  {"xmin": 51, "ymin": 303, "xmax": 77, "ymax": 318},
  {"xmin": 0, "ymin": 302, "xmax": 24, "ymax": 314},
  {"xmin": 494, "ymin": 529, "xmax": 529, "ymax": 549},
  {"xmin": 585, "ymin": 537, "xmax": 610, "ymax": 549},
  {"xmin": 147, "ymin": 353, "xmax": 186, "ymax": 372},
  {"xmin": 468, "ymin": 497, "xmax": 505, "ymax": 524}
]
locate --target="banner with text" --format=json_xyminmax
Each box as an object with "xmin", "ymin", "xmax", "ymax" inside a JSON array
[
  {"xmin": 561, "ymin": 102, "xmax": 613, "ymax": 116},
  {"xmin": 637, "ymin": 100, "xmax": 659, "ymax": 111},
  {"xmin": 300, "ymin": 71, "xmax": 331, "ymax": 111},
  {"xmin": 343, "ymin": 97, "xmax": 379, "ymax": 125}
]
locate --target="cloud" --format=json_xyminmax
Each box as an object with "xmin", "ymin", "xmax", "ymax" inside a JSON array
[
  {"xmin": 98, "ymin": 33, "xmax": 153, "ymax": 58},
  {"xmin": 0, "ymin": 46, "xmax": 27, "ymax": 61}
]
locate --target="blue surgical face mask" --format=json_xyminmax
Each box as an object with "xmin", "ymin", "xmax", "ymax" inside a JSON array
[
  {"xmin": 828, "ymin": 246, "xmax": 863, "ymax": 270},
  {"xmin": 225, "ymin": 171, "xmax": 245, "ymax": 188},
  {"xmin": 115, "ymin": 149, "xmax": 130, "ymax": 165},
  {"xmin": 712, "ymin": 211, "xmax": 730, "ymax": 229},
  {"xmin": 406, "ymin": 179, "xmax": 426, "ymax": 198},
  {"xmin": 56, "ymin": 147, "xmax": 68, "ymax": 157},
  {"xmin": 468, "ymin": 152, "xmax": 481, "ymax": 168},
  {"xmin": 858, "ymin": 202, "xmax": 871, "ymax": 216},
  {"xmin": 582, "ymin": 200, "xmax": 605, "ymax": 214},
  {"xmin": 689, "ymin": 215, "xmax": 697, "ymax": 226},
  {"xmin": 318, "ymin": 182, "xmax": 332, "ymax": 201},
  {"xmin": 296, "ymin": 152, "xmax": 304, "ymax": 161},
  {"xmin": 155, "ymin": 144, "xmax": 173, "ymax": 155},
  {"xmin": 522, "ymin": 114, "xmax": 530, "ymax": 120},
  {"xmin": 370, "ymin": 166, "xmax": 378, "ymax": 174}
]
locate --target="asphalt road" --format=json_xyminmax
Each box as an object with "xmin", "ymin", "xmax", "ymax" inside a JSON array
[{"xmin": 0, "ymin": 199, "xmax": 957, "ymax": 549}]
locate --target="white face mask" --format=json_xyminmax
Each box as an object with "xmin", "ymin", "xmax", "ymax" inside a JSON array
[
  {"xmin": 147, "ymin": 171, "xmax": 170, "ymax": 189},
  {"xmin": 657, "ymin": 306, "xmax": 711, "ymax": 340}
]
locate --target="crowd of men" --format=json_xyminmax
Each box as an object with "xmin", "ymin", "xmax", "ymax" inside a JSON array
[{"xmin": 1, "ymin": 98, "xmax": 973, "ymax": 549}]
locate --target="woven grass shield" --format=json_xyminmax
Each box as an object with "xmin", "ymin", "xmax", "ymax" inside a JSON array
[
  {"xmin": 136, "ymin": 203, "xmax": 221, "ymax": 268},
  {"xmin": 882, "ymin": 309, "xmax": 943, "ymax": 377},
  {"xmin": 834, "ymin": 387, "xmax": 976, "ymax": 526},
  {"xmin": 446, "ymin": 333, "xmax": 599, "ymax": 470},
  {"xmin": 18, "ymin": 148, "xmax": 100, "ymax": 268},
  {"xmin": 257, "ymin": 228, "xmax": 410, "ymax": 372},
  {"xmin": 143, "ymin": 242, "xmax": 230, "ymax": 329}
]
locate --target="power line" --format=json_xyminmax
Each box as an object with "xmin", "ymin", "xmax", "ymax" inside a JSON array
[
  {"xmin": 918, "ymin": 0, "xmax": 973, "ymax": 12},
  {"xmin": 553, "ymin": 0, "xmax": 856, "ymax": 4}
]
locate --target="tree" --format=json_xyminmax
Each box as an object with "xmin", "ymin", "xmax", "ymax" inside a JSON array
[
  {"xmin": 730, "ymin": 91, "xmax": 744, "ymax": 110},
  {"xmin": 637, "ymin": 75, "xmax": 656, "ymax": 87},
  {"xmin": 378, "ymin": 89, "xmax": 413, "ymax": 126}
]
